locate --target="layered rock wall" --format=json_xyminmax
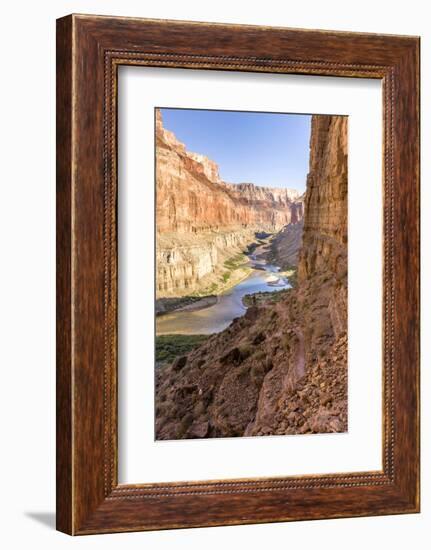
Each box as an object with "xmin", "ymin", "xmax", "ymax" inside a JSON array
[
  {"xmin": 156, "ymin": 109, "xmax": 303, "ymax": 297},
  {"xmin": 247, "ymin": 115, "xmax": 348, "ymax": 436},
  {"xmin": 157, "ymin": 230, "xmax": 254, "ymax": 296},
  {"xmin": 298, "ymin": 116, "xmax": 347, "ymax": 281},
  {"xmin": 298, "ymin": 116, "xmax": 348, "ymax": 341}
]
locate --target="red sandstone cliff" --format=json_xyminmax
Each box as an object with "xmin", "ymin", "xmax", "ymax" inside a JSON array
[
  {"xmin": 156, "ymin": 109, "xmax": 303, "ymax": 297},
  {"xmin": 247, "ymin": 115, "xmax": 348, "ymax": 436},
  {"xmin": 155, "ymin": 114, "xmax": 348, "ymax": 439}
]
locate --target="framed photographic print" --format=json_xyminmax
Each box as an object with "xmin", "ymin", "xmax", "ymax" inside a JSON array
[{"xmin": 56, "ymin": 14, "xmax": 420, "ymax": 534}]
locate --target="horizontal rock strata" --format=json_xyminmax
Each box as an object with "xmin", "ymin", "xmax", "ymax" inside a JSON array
[{"xmin": 156, "ymin": 109, "xmax": 303, "ymax": 297}]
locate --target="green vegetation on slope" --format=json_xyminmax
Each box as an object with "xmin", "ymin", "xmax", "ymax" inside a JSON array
[
  {"xmin": 223, "ymin": 252, "xmax": 247, "ymax": 270},
  {"xmin": 242, "ymin": 288, "xmax": 290, "ymax": 307},
  {"xmin": 156, "ymin": 334, "xmax": 209, "ymax": 365}
]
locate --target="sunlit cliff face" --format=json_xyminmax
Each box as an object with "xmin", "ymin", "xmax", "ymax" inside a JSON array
[{"xmin": 155, "ymin": 109, "xmax": 304, "ymax": 297}]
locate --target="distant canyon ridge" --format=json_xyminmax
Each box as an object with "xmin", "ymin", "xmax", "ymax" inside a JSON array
[{"xmin": 156, "ymin": 109, "xmax": 304, "ymax": 298}]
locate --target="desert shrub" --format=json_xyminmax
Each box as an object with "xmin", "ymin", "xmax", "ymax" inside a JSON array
[
  {"xmin": 281, "ymin": 334, "xmax": 291, "ymax": 351},
  {"xmin": 236, "ymin": 364, "xmax": 252, "ymax": 381},
  {"xmin": 252, "ymin": 332, "xmax": 266, "ymax": 345},
  {"xmin": 172, "ymin": 355, "xmax": 188, "ymax": 371},
  {"xmin": 220, "ymin": 347, "xmax": 242, "ymax": 365},
  {"xmin": 253, "ymin": 349, "xmax": 267, "ymax": 362},
  {"xmin": 193, "ymin": 401, "xmax": 206, "ymax": 417},
  {"xmin": 155, "ymin": 334, "xmax": 208, "ymax": 365},
  {"xmin": 238, "ymin": 344, "xmax": 254, "ymax": 360},
  {"xmin": 250, "ymin": 363, "xmax": 265, "ymax": 386},
  {"xmin": 159, "ymin": 398, "xmax": 177, "ymax": 418},
  {"xmin": 177, "ymin": 413, "xmax": 194, "ymax": 438},
  {"xmin": 224, "ymin": 253, "xmax": 246, "ymax": 270}
]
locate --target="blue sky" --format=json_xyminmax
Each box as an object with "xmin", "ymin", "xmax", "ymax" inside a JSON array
[{"xmin": 160, "ymin": 108, "xmax": 311, "ymax": 192}]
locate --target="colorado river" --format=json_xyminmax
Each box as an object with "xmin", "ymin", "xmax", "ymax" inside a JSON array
[{"xmin": 156, "ymin": 258, "xmax": 291, "ymax": 335}]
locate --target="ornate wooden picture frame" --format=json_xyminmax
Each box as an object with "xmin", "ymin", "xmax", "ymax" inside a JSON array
[{"xmin": 56, "ymin": 14, "xmax": 420, "ymax": 534}]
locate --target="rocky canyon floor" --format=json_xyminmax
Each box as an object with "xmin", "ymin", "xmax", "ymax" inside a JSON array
[{"xmin": 155, "ymin": 227, "xmax": 347, "ymax": 440}]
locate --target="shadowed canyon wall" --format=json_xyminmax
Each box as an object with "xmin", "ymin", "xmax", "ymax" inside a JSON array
[
  {"xmin": 156, "ymin": 109, "xmax": 303, "ymax": 297},
  {"xmin": 156, "ymin": 114, "xmax": 348, "ymax": 439}
]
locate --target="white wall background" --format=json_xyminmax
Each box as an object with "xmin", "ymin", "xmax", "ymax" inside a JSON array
[{"xmin": 0, "ymin": 0, "xmax": 427, "ymax": 548}]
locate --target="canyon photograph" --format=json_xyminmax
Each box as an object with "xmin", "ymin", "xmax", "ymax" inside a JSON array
[{"xmin": 155, "ymin": 107, "xmax": 348, "ymax": 441}]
